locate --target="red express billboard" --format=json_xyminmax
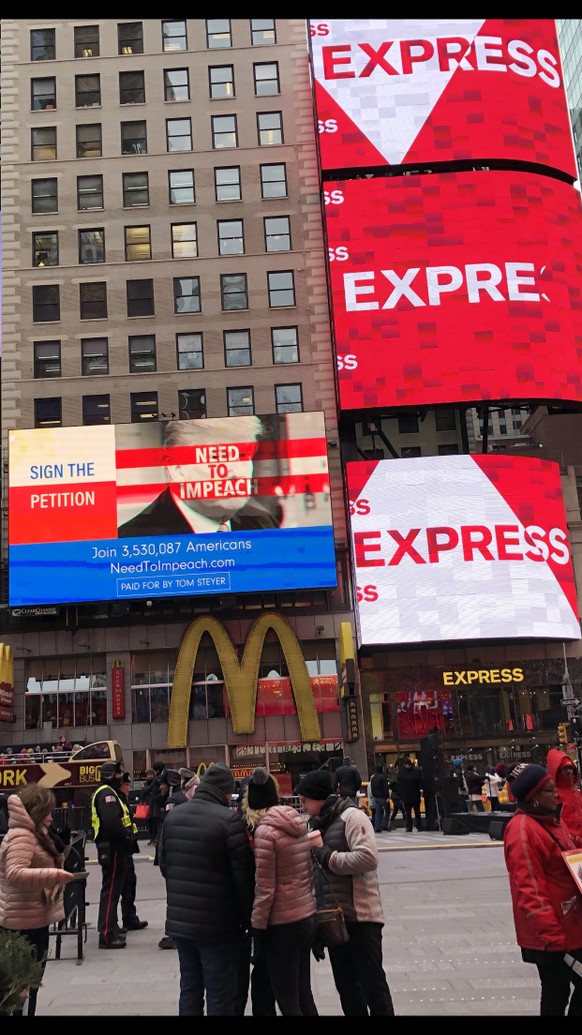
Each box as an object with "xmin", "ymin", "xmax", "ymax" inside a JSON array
[
  {"xmin": 326, "ymin": 171, "xmax": 582, "ymax": 410},
  {"xmin": 309, "ymin": 18, "xmax": 577, "ymax": 179},
  {"xmin": 346, "ymin": 454, "xmax": 581, "ymax": 647}
]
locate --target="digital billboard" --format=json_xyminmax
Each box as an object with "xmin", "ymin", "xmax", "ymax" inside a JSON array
[
  {"xmin": 310, "ymin": 18, "xmax": 577, "ymax": 179},
  {"xmin": 346, "ymin": 455, "xmax": 580, "ymax": 646},
  {"xmin": 8, "ymin": 413, "xmax": 336, "ymax": 606},
  {"xmin": 325, "ymin": 171, "xmax": 582, "ymax": 410}
]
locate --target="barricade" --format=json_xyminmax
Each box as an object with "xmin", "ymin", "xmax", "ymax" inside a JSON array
[{"xmin": 48, "ymin": 832, "xmax": 88, "ymax": 961}]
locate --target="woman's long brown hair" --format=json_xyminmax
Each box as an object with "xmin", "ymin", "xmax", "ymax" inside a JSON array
[{"xmin": 18, "ymin": 784, "xmax": 62, "ymax": 863}]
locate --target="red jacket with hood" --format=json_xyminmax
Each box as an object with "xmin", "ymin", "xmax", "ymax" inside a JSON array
[{"xmin": 546, "ymin": 747, "xmax": 582, "ymax": 840}]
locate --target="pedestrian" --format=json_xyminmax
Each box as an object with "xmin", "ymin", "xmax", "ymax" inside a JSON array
[
  {"xmin": 147, "ymin": 761, "xmax": 166, "ymax": 846},
  {"xmin": 244, "ymin": 767, "xmax": 318, "ymax": 1015},
  {"xmin": 155, "ymin": 768, "xmax": 182, "ymax": 950},
  {"xmin": 0, "ymin": 784, "xmax": 87, "ymax": 1015},
  {"xmin": 139, "ymin": 767, "xmax": 160, "ymax": 845},
  {"xmin": 117, "ymin": 772, "xmax": 148, "ymax": 934},
  {"xmin": 398, "ymin": 757, "xmax": 423, "ymax": 832},
  {"xmin": 546, "ymin": 749, "xmax": 582, "ymax": 839},
  {"xmin": 90, "ymin": 760, "xmax": 134, "ymax": 949},
  {"xmin": 370, "ymin": 764, "xmax": 390, "ymax": 834},
  {"xmin": 333, "ymin": 757, "xmax": 362, "ymax": 801},
  {"xmin": 503, "ymin": 761, "xmax": 582, "ymax": 1015},
  {"xmin": 451, "ymin": 757, "xmax": 469, "ymax": 812},
  {"xmin": 159, "ymin": 762, "xmax": 255, "ymax": 1015},
  {"xmin": 386, "ymin": 771, "xmax": 406, "ymax": 831},
  {"xmin": 484, "ymin": 766, "xmax": 505, "ymax": 812},
  {"xmin": 295, "ymin": 768, "xmax": 395, "ymax": 1016},
  {"xmin": 466, "ymin": 763, "xmax": 486, "ymax": 812}
]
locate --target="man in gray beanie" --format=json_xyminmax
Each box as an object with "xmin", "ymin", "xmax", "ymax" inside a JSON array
[{"xmin": 159, "ymin": 761, "xmax": 255, "ymax": 1015}]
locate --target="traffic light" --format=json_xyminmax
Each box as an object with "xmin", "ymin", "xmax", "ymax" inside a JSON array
[{"xmin": 558, "ymin": 722, "xmax": 569, "ymax": 745}]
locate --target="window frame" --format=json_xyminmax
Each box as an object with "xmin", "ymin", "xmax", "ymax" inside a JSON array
[
  {"xmin": 260, "ymin": 162, "xmax": 287, "ymax": 199},
  {"xmin": 257, "ymin": 110, "xmax": 283, "ymax": 146},
  {"xmin": 174, "ymin": 276, "xmax": 201, "ymax": 315},
  {"xmin": 74, "ymin": 24, "xmax": 100, "ymax": 59},
  {"xmin": 124, "ymin": 224, "xmax": 152, "ymax": 262},
  {"xmin": 76, "ymin": 123, "xmax": 102, "ymax": 159},
  {"xmin": 31, "ymin": 127, "xmax": 57, "ymax": 162},
  {"xmin": 253, "ymin": 61, "xmax": 280, "ymax": 96},
  {"xmin": 32, "ymin": 284, "xmax": 60, "ymax": 323},
  {"xmin": 162, "ymin": 19, "xmax": 187, "ymax": 52},
  {"xmin": 31, "ymin": 28, "xmax": 56, "ymax": 62},
  {"xmin": 74, "ymin": 73, "xmax": 101, "ymax": 108},
  {"xmin": 129, "ymin": 334, "xmax": 157, "ymax": 374},
  {"xmin": 78, "ymin": 228, "xmax": 105, "ymax": 264},
  {"xmin": 77, "ymin": 174, "xmax": 103, "ymax": 211},
  {"xmin": 178, "ymin": 388, "xmax": 206, "ymax": 420},
  {"xmin": 264, "ymin": 215, "xmax": 291, "ymax": 252},
  {"xmin": 168, "ymin": 169, "xmax": 195, "ymax": 205},
  {"xmin": 220, "ymin": 273, "xmax": 248, "ymax": 311},
  {"xmin": 119, "ymin": 70, "xmax": 146, "ymax": 105},
  {"xmin": 171, "ymin": 222, "xmax": 198, "ymax": 259},
  {"xmin": 34, "ymin": 397, "xmax": 62, "ymax": 428},
  {"xmin": 166, "ymin": 117, "xmax": 193, "ymax": 153},
  {"xmin": 250, "ymin": 19, "xmax": 276, "ymax": 46},
  {"xmin": 31, "ymin": 178, "xmax": 58, "ymax": 215},
  {"xmin": 267, "ymin": 270, "xmax": 295, "ymax": 308},
  {"xmin": 206, "ymin": 19, "xmax": 232, "ymax": 49},
  {"xmin": 33, "ymin": 231, "xmax": 59, "ymax": 267},
  {"xmin": 81, "ymin": 337, "xmax": 109, "ymax": 375},
  {"xmin": 209, "ymin": 65, "xmax": 235, "ymax": 99},
  {"xmin": 164, "ymin": 67, "xmax": 190, "ymax": 102},
  {"xmin": 126, "ymin": 278, "xmax": 155, "ymax": 318},
  {"xmin": 83, "ymin": 394, "xmax": 111, "ymax": 426},
  {"xmin": 275, "ymin": 382, "xmax": 303, "ymax": 413},
  {"xmin": 217, "ymin": 219, "xmax": 244, "ymax": 256},
  {"xmin": 31, "ymin": 77, "xmax": 56, "ymax": 111},
  {"xmin": 79, "ymin": 281, "xmax": 107, "ymax": 320},
  {"xmin": 271, "ymin": 326, "xmax": 299, "ymax": 364},
  {"xmin": 118, "ymin": 22, "xmax": 144, "ymax": 55},
  {"xmin": 224, "ymin": 329, "xmax": 251, "ymax": 367},
  {"xmin": 121, "ymin": 120, "xmax": 147, "ymax": 155},
  {"xmin": 130, "ymin": 391, "xmax": 159, "ymax": 422},
  {"xmin": 123, "ymin": 171, "xmax": 150, "ymax": 208},
  {"xmin": 214, "ymin": 166, "xmax": 241, "ymax": 202},
  {"xmin": 33, "ymin": 340, "xmax": 61, "ymax": 378},
  {"xmin": 176, "ymin": 333, "xmax": 204, "ymax": 370},
  {"xmin": 211, "ymin": 114, "xmax": 238, "ymax": 149},
  {"xmin": 227, "ymin": 386, "xmax": 254, "ymax": 416}
]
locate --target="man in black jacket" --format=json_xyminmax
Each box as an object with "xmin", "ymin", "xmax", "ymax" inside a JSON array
[
  {"xmin": 398, "ymin": 757, "xmax": 424, "ymax": 832},
  {"xmin": 159, "ymin": 762, "xmax": 255, "ymax": 1015},
  {"xmin": 334, "ymin": 757, "xmax": 362, "ymax": 802},
  {"xmin": 370, "ymin": 764, "xmax": 390, "ymax": 833}
]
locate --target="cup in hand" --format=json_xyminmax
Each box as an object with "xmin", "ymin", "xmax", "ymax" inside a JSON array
[{"xmin": 307, "ymin": 829, "xmax": 323, "ymax": 848}]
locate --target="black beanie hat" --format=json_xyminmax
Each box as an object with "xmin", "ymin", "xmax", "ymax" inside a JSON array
[
  {"xmin": 506, "ymin": 762, "xmax": 551, "ymax": 802},
  {"xmin": 295, "ymin": 769, "xmax": 334, "ymax": 800},
  {"xmin": 247, "ymin": 767, "xmax": 279, "ymax": 809},
  {"xmin": 200, "ymin": 762, "xmax": 235, "ymax": 796}
]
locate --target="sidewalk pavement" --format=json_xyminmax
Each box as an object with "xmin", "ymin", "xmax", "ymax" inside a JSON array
[{"xmin": 36, "ymin": 829, "xmax": 541, "ymax": 1016}]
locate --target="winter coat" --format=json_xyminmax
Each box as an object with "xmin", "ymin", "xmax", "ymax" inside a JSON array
[
  {"xmin": 397, "ymin": 764, "xmax": 423, "ymax": 804},
  {"xmin": 0, "ymin": 794, "xmax": 73, "ymax": 931},
  {"xmin": 466, "ymin": 769, "xmax": 485, "ymax": 799},
  {"xmin": 503, "ymin": 805, "xmax": 582, "ymax": 953},
  {"xmin": 484, "ymin": 772, "xmax": 505, "ymax": 800},
  {"xmin": 546, "ymin": 748, "xmax": 582, "ymax": 839},
  {"xmin": 249, "ymin": 804, "xmax": 316, "ymax": 930},
  {"xmin": 159, "ymin": 779, "xmax": 255, "ymax": 942},
  {"xmin": 370, "ymin": 771, "xmax": 389, "ymax": 802},
  {"xmin": 334, "ymin": 763, "xmax": 362, "ymax": 798},
  {"xmin": 310, "ymin": 794, "xmax": 384, "ymax": 925},
  {"xmin": 91, "ymin": 780, "xmax": 134, "ymax": 852}
]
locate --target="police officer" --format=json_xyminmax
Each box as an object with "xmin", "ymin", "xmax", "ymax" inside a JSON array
[
  {"xmin": 91, "ymin": 760, "xmax": 134, "ymax": 949},
  {"xmin": 117, "ymin": 771, "xmax": 148, "ymax": 934}
]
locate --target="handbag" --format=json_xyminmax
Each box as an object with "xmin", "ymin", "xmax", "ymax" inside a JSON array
[
  {"xmin": 312, "ymin": 853, "xmax": 350, "ymax": 947},
  {"xmin": 134, "ymin": 802, "xmax": 150, "ymax": 820}
]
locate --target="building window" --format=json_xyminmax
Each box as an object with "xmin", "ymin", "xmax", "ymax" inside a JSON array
[
  {"xmin": 206, "ymin": 19, "xmax": 231, "ymax": 49},
  {"xmin": 174, "ymin": 277, "xmax": 201, "ymax": 314},
  {"xmin": 118, "ymin": 22, "xmax": 143, "ymax": 55},
  {"xmin": 33, "ymin": 340, "xmax": 61, "ymax": 378},
  {"xmin": 83, "ymin": 395, "xmax": 111, "ymax": 425},
  {"xmin": 401, "ymin": 446, "xmax": 422, "ymax": 458},
  {"xmin": 267, "ymin": 270, "xmax": 295, "ymax": 307},
  {"xmin": 124, "ymin": 225, "xmax": 151, "ymax": 261},
  {"xmin": 217, "ymin": 219, "xmax": 244, "ymax": 255},
  {"xmin": 171, "ymin": 223, "xmax": 198, "ymax": 259},
  {"xmin": 275, "ymin": 383, "xmax": 303, "ymax": 413},
  {"xmin": 123, "ymin": 171, "xmax": 149, "ymax": 207},
  {"xmin": 257, "ymin": 111, "xmax": 283, "ymax": 145},
  {"xmin": 179, "ymin": 389, "xmax": 206, "ymax": 420},
  {"xmin": 177, "ymin": 333, "xmax": 204, "ymax": 370},
  {"xmin": 169, "ymin": 169, "xmax": 195, "ymax": 205},
  {"xmin": 33, "ymin": 231, "xmax": 58, "ymax": 267},
  {"xmin": 254, "ymin": 62, "xmax": 280, "ymax": 96},
  {"xmin": 80, "ymin": 282, "xmax": 107, "ymax": 320},
  {"xmin": 209, "ymin": 65, "xmax": 234, "ymax": 99},
  {"xmin": 212, "ymin": 114, "xmax": 237, "ymax": 149},
  {"xmin": 79, "ymin": 228, "xmax": 105, "ymax": 264},
  {"xmin": 119, "ymin": 71, "xmax": 145, "ymax": 105},
  {"xmin": 164, "ymin": 68, "xmax": 190, "ymax": 102},
  {"xmin": 435, "ymin": 409, "xmax": 457, "ymax": 432},
  {"xmin": 162, "ymin": 20, "xmax": 187, "ymax": 51},
  {"xmin": 31, "ymin": 178, "xmax": 58, "ymax": 214},
  {"xmin": 260, "ymin": 163, "xmax": 287, "ymax": 199},
  {"xmin": 32, "ymin": 127, "xmax": 57, "ymax": 162},
  {"xmin": 31, "ymin": 28, "xmax": 55, "ymax": 61},
  {"xmin": 224, "ymin": 330, "xmax": 251, "ymax": 367},
  {"xmin": 214, "ymin": 166, "xmax": 241, "ymax": 201},
  {"xmin": 221, "ymin": 273, "xmax": 248, "ymax": 311},
  {"xmin": 127, "ymin": 279, "xmax": 155, "ymax": 317},
  {"xmin": 31, "ymin": 77, "xmax": 56, "ymax": 111},
  {"xmin": 34, "ymin": 398, "xmax": 62, "ymax": 428},
  {"xmin": 81, "ymin": 337, "xmax": 109, "ymax": 375},
  {"xmin": 166, "ymin": 118, "xmax": 192, "ymax": 152},
  {"xmin": 33, "ymin": 284, "xmax": 60, "ymax": 322},
  {"xmin": 438, "ymin": 443, "xmax": 460, "ymax": 455},
  {"xmin": 398, "ymin": 415, "xmax": 419, "ymax": 434},
  {"xmin": 227, "ymin": 386, "xmax": 254, "ymax": 416},
  {"xmin": 272, "ymin": 326, "xmax": 299, "ymax": 364},
  {"xmin": 74, "ymin": 25, "xmax": 100, "ymax": 58},
  {"xmin": 76, "ymin": 123, "xmax": 102, "ymax": 158},
  {"xmin": 77, "ymin": 175, "xmax": 103, "ymax": 210},
  {"xmin": 131, "ymin": 392, "xmax": 158, "ymax": 422},
  {"xmin": 121, "ymin": 120, "xmax": 147, "ymax": 155},
  {"xmin": 75, "ymin": 74, "xmax": 101, "ymax": 107},
  {"xmin": 129, "ymin": 335, "xmax": 156, "ymax": 373},
  {"xmin": 251, "ymin": 18, "xmax": 276, "ymax": 46},
  {"xmin": 264, "ymin": 215, "xmax": 291, "ymax": 252}
]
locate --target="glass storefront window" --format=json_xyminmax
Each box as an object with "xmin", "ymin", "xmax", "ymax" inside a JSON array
[
  {"xmin": 134, "ymin": 687, "xmax": 150, "ymax": 723},
  {"xmin": 151, "ymin": 687, "xmax": 169, "ymax": 722}
]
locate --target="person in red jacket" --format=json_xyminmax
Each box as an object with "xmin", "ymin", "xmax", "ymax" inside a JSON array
[
  {"xmin": 503, "ymin": 761, "xmax": 582, "ymax": 1016},
  {"xmin": 546, "ymin": 748, "xmax": 582, "ymax": 840}
]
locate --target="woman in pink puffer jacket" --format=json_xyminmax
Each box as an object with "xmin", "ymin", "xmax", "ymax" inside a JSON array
[{"xmin": 0, "ymin": 784, "xmax": 82, "ymax": 1016}]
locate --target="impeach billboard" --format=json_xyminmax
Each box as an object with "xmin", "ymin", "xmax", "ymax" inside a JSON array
[
  {"xmin": 8, "ymin": 412, "xmax": 336, "ymax": 606},
  {"xmin": 310, "ymin": 18, "xmax": 577, "ymax": 179},
  {"xmin": 346, "ymin": 454, "xmax": 580, "ymax": 646},
  {"xmin": 325, "ymin": 171, "xmax": 582, "ymax": 411}
]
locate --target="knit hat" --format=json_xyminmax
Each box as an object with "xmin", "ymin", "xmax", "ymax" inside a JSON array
[
  {"xmin": 295, "ymin": 769, "xmax": 334, "ymax": 800},
  {"xmin": 200, "ymin": 762, "xmax": 235, "ymax": 795},
  {"xmin": 506, "ymin": 762, "xmax": 552, "ymax": 802},
  {"xmin": 453, "ymin": 757, "xmax": 462, "ymax": 768},
  {"xmin": 247, "ymin": 767, "xmax": 279, "ymax": 809},
  {"xmin": 121, "ymin": 771, "xmax": 130, "ymax": 784}
]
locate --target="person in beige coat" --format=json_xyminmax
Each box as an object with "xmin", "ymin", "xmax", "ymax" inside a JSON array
[
  {"xmin": 243, "ymin": 767, "xmax": 318, "ymax": 1016},
  {"xmin": 0, "ymin": 784, "xmax": 86, "ymax": 1016}
]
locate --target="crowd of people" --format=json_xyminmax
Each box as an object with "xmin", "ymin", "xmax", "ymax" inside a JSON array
[{"xmin": 1, "ymin": 747, "xmax": 581, "ymax": 1016}]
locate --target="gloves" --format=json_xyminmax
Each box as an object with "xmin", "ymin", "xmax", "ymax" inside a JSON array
[
  {"xmin": 250, "ymin": 927, "xmax": 266, "ymax": 964},
  {"xmin": 312, "ymin": 940, "xmax": 326, "ymax": 962},
  {"xmin": 312, "ymin": 843, "xmax": 333, "ymax": 870}
]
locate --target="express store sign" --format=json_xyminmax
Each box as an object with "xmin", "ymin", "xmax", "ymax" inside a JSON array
[
  {"xmin": 346, "ymin": 454, "xmax": 580, "ymax": 646},
  {"xmin": 309, "ymin": 18, "xmax": 576, "ymax": 179},
  {"xmin": 325, "ymin": 171, "xmax": 582, "ymax": 410}
]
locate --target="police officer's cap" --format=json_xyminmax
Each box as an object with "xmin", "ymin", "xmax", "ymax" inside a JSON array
[{"xmin": 101, "ymin": 761, "xmax": 123, "ymax": 782}]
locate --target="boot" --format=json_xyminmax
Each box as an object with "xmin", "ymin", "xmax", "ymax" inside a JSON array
[{"xmin": 389, "ymin": 821, "xmax": 396, "ymax": 831}]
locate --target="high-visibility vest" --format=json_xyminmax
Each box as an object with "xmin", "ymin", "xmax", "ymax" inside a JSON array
[{"xmin": 90, "ymin": 783, "xmax": 132, "ymax": 841}]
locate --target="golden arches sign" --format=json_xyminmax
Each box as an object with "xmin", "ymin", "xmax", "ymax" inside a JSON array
[{"xmin": 167, "ymin": 613, "xmax": 321, "ymax": 748}]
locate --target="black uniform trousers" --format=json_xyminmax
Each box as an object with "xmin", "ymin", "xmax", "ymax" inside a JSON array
[{"xmin": 97, "ymin": 846, "xmax": 129, "ymax": 944}]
